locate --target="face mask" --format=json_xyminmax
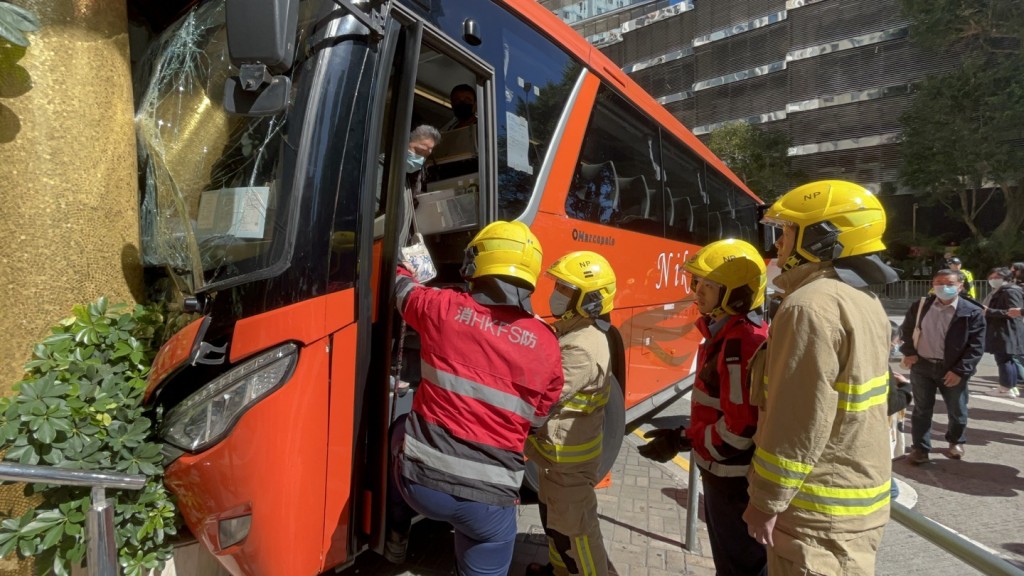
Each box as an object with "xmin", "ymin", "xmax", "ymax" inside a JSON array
[
  {"xmin": 405, "ymin": 151, "xmax": 425, "ymax": 172},
  {"xmin": 936, "ymin": 285, "xmax": 959, "ymax": 300},
  {"xmin": 453, "ymin": 102, "xmax": 474, "ymax": 121},
  {"xmin": 549, "ymin": 291, "xmax": 572, "ymax": 318},
  {"xmin": 989, "ymin": 279, "xmax": 1004, "ymax": 289}
]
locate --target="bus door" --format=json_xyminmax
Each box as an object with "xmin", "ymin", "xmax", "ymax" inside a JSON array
[{"xmin": 358, "ymin": 4, "xmax": 497, "ymax": 555}]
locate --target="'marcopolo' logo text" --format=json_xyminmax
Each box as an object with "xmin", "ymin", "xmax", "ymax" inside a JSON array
[{"xmin": 572, "ymin": 228, "xmax": 615, "ymax": 246}]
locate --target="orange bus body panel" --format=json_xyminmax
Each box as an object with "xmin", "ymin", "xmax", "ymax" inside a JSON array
[
  {"xmin": 321, "ymin": 322, "xmax": 360, "ymax": 568},
  {"xmin": 146, "ymin": 316, "xmax": 205, "ymax": 400},
  {"xmin": 231, "ymin": 290, "xmax": 354, "ymax": 362},
  {"xmin": 536, "ymin": 72, "xmax": 600, "ymax": 216},
  {"xmin": 163, "ymin": 336, "xmax": 331, "ymax": 576}
]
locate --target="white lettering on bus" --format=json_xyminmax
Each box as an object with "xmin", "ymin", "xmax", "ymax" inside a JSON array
[
  {"xmin": 655, "ymin": 250, "xmax": 691, "ymax": 291},
  {"xmin": 454, "ymin": 306, "xmax": 537, "ymax": 348}
]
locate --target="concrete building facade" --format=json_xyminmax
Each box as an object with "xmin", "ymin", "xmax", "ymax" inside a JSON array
[{"xmin": 541, "ymin": 0, "xmax": 962, "ymax": 195}]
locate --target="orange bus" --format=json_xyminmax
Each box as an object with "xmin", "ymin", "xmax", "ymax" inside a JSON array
[{"xmin": 138, "ymin": 0, "xmax": 763, "ymax": 574}]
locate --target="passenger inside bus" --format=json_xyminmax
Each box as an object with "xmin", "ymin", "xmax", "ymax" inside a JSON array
[{"xmin": 441, "ymin": 83, "xmax": 477, "ymax": 131}]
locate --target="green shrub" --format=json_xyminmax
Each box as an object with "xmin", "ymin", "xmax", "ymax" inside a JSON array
[{"xmin": 0, "ymin": 297, "xmax": 177, "ymax": 576}]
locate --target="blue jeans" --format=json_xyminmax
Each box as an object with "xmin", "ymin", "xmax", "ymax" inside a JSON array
[
  {"xmin": 910, "ymin": 359, "xmax": 969, "ymax": 451},
  {"xmin": 994, "ymin": 352, "xmax": 1019, "ymax": 389},
  {"xmin": 397, "ymin": 477, "xmax": 517, "ymax": 576},
  {"xmin": 390, "ymin": 416, "xmax": 517, "ymax": 576}
]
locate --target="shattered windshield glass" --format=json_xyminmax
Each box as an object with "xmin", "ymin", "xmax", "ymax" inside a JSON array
[{"xmin": 135, "ymin": 1, "xmax": 309, "ymax": 294}]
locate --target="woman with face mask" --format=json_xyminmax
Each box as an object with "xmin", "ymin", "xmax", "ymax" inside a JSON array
[
  {"xmin": 983, "ymin": 267, "xmax": 1024, "ymax": 398},
  {"xmin": 396, "ymin": 125, "xmax": 440, "ymax": 249}
]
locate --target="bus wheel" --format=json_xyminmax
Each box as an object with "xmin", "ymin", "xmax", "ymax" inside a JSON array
[{"xmin": 524, "ymin": 374, "xmax": 626, "ymax": 494}]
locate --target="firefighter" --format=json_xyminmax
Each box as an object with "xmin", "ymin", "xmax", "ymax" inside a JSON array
[
  {"xmin": 525, "ymin": 251, "xmax": 618, "ymax": 576},
  {"xmin": 638, "ymin": 239, "xmax": 768, "ymax": 576},
  {"xmin": 743, "ymin": 180, "xmax": 898, "ymax": 575},
  {"xmin": 391, "ymin": 220, "xmax": 564, "ymax": 576}
]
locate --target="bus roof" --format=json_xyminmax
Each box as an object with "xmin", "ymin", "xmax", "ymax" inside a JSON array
[{"xmin": 498, "ymin": 0, "xmax": 763, "ymax": 205}]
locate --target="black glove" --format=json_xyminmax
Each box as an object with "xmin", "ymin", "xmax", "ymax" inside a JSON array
[{"xmin": 637, "ymin": 427, "xmax": 691, "ymax": 462}]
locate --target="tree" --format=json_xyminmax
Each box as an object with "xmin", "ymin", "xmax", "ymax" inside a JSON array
[
  {"xmin": 898, "ymin": 0, "xmax": 1024, "ymax": 243},
  {"xmin": 706, "ymin": 122, "xmax": 796, "ymax": 203}
]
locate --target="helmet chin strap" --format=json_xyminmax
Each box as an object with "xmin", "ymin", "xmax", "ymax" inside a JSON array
[{"xmin": 781, "ymin": 252, "xmax": 807, "ymax": 272}]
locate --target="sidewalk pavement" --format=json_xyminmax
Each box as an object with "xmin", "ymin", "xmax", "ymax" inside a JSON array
[
  {"xmin": 340, "ymin": 435, "xmax": 717, "ymax": 576},
  {"xmin": 339, "ymin": 299, "xmax": 1024, "ymax": 576}
]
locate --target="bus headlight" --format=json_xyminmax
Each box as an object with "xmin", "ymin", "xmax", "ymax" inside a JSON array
[{"xmin": 162, "ymin": 343, "xmax": 298, "ymax": 452}]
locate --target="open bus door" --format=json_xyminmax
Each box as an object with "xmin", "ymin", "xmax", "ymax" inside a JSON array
[{"xmin": 139, "ymin": 1, "xmax": 633, "ymax": 573}]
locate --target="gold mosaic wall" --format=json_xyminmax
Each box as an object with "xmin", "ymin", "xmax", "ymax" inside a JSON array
[{"xmin": 0, "ymin": 1, "xmax": 140, "ymax": 574}]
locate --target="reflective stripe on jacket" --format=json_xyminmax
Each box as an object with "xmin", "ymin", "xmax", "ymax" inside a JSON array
[
  {"xmin": 687, "ymin": 313, "xmax": 767, "ymax": 477},
  {"xmin": 396, "ymin": 270, "xmax": 564, "ymax": 506},
  {"xmin": 748, "ymin": 262, "xmax": 892, "ymax": 535},
  {"xmin": 529, "ymin": 317, "xmax": 611, "ymax": 466}
]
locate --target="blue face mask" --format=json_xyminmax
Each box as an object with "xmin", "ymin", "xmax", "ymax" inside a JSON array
[
  {"xmin": 406, "ymin": 151, "xmax": 425, "ymax": 173},
  {"xmin": 936, "ymin": 285, "xmax": 959, "ymax": 300}
]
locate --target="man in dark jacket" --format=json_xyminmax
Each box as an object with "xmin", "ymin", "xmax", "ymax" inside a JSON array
[
  {"xmin": 899, "ymin": 269, "xmax": 986, "ymax": 464},
  {"xmin": 983, "ymin": 267, "xmax": 1024, "ymax": 397}
]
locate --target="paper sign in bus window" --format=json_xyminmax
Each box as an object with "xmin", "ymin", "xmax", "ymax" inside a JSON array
[
  {"xmin": 196, "ymin": 187, "xmax": 270, "ymax": 239},
  {"xmin": 506, "ymin": 112, "xmax": 533, "ymax": 175}
]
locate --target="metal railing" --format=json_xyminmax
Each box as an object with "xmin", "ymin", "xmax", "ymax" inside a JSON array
[
  {"xmin": 891, "ymin": 502, "xmax": 1024, "ymax": 575},
  {"xmin": 680, "ymin": 464, "xmax": 1024, "ymax": 573},
  {"xmin": 0, "ymin": 462, "xmax": 147, "ymax": 576},
  {"xmin": 868, "ymin": 280, "xmax": 991, "ymax": 302}
]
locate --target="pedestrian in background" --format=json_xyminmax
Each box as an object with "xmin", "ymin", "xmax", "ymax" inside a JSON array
[
  {"xmin": 947, "ymin": 257, "xmax": 976, "ymax": 299},
  {"xmin": 744, "ymin": 180, "xmax": 898, "ymax": 575},
  {"xmin": 899, "ymin": 269, "xmax": 985, "ymax": 464},
  {"xmin": 983, "ymin": 267, "xmax": 1024, "ymax": 398},
  {"xmin": 526, "ymin": 251, "xmax": 617, "ymax": 576},
  {"xmin": 639, "ymin": 239, "xmax": 768, "ymax": 576}
]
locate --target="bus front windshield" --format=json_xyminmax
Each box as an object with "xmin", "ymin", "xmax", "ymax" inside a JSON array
[{"xmin": 135, "ymin": 1, "xmax": 315, "ymax": 294}]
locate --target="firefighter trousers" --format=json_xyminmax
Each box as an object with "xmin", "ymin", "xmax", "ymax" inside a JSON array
[
  {"xmin": 767, "ymin": 525, "xmax": 885, "ymax": 576},
  {"xmin": 700, "ymin": 470, "xmax": 766, "ymax": 576},
  {"xmin": 536, "ymin": 461, "xmax": 608, "ymax": 576}
]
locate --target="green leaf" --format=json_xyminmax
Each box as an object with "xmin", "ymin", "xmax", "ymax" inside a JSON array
[
  {"xmin": 42, "ymin": 332, "xmax": 73, "ymax": 346},
  {"xmin": 0, "ymin": 17, "xmax": 30, "ymax": 46},
  {"xmin": 21, "ymin": 510, "xmax": 64, "ymax": 536},
  {"xmin": 0, "ymin": 530, "xmax": 19, "ymax": 558},
  {"xmin": 33, "ymin": 418, "xmax": 56, "ymax": 444},
  {"xmin": 41, "ymin": 523, "xmax": 64, "ymax": 549}
]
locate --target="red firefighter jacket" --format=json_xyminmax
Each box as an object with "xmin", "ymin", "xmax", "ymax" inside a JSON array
[
  {"xmin": 395, "ymin": 270, "xmax": 564, "ymax": 505},
  {"xmin": 687, "ymin": 312, "xmax": 767, "ymax": 477}
]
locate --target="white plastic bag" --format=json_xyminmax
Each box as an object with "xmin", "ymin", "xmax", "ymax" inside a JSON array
[{"xmin": 400, "ymin": 233, "xmax": 437, "ymax": 283}]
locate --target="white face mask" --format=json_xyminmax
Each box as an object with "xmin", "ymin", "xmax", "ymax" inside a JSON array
[
  {"xmin": 405, "ymin": 151, "xmax": 425, "ymax": 172},
  {"xmin": 549, "ymin": 291, "xmax": 572, "ymax": 317},
  {"xmin": 989, "ymin": 279, "xmax": 1004, "ymax": 289}
]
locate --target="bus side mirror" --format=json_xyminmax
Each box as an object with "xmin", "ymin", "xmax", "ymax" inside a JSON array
[{"xmin": 223, "ymin": 0, "xmax": 299, "ymax": 116}]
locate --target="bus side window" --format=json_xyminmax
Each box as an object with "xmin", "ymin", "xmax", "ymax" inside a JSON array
[
  {"xmin": 662, "ymin": 134, "xmax": 707, "ymax": 245},
  {"xmin": 566, "ymin": 86, "xmax": 663, "ymax": 235},
  {"xmin": 568, "ymin": 160, "xmax": 618, "ymax": 224}
]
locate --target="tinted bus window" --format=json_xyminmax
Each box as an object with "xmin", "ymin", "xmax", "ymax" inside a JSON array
[
  {"xmin": 661, "ymin": 134, "xmax": 708, "ymax": 246},
  {"xmin": 411, "ymin": 1, "xmax": 581, "ymax": 221},
  {"xmin": 705, "ymin": 171, "xmax": 755, "ymax": 243},
  {"xmin": 566, "ymin": 86, "xmax": 664, "ymax": 236}
]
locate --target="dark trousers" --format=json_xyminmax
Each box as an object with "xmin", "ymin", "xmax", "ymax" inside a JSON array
[
  {"xmin": 994, "ymin": 352, "xmax": 1019, "ymax": 389},
  {"xmin": 700, "ymin": 469, "xmax": 766, "ymax": 576},
  {"xmin": 400, "ymin": 478, "xmax": 517, "ymax": 576},
  {"xmin": 910, "ymin": 359, "xmax": 969, "ymax": 451},
  {"xmin": 390, "ymin": 417, "xmax": 516, "ymax": 576}
]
